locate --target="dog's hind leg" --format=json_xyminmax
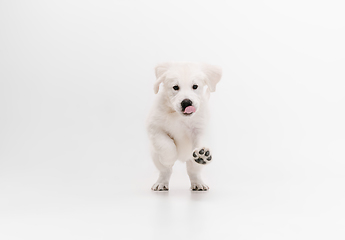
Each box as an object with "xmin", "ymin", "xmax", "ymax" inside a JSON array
[{"xmin": 150, "ymin": 132, "xmax": 177, "ymax": 191}]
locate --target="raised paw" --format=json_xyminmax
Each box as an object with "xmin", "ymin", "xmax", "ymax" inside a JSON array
[
  {"xmin": 193, "ymin": 147, "xmax": 212, "ymax": 165},
  {"xmin": 191, "ymin": 182, "xmax": 209, "ymax": 191},
  {"xmin": 151, "ymin": 182, "xmax": 169, "ymax": 191}
]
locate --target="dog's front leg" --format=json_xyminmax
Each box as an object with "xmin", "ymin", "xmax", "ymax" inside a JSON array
[
  {"xmin": 187, "ymin": 135, "xmax": 212, "ymax": 191},
  {"xmin": 149, "ymin": 132, "xmax": 177, "ymax": 191},
  {"xmin": 186, "ymin": 160, "xmax": 209, "ymax": 191}
]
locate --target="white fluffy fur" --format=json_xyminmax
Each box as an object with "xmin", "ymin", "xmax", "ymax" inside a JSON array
[{"xmin": 146, "ymin": 62, "xmax": 222, "ymax": 191}]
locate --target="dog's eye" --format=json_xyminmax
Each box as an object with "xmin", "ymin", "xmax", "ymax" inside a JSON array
[
  {"xmin": 192, "ymin": 85, "xmax": 198, "ymax": 90},
  {"xmin": 173, "ymin": 85, "xmax": 179, "ymax": 91}
]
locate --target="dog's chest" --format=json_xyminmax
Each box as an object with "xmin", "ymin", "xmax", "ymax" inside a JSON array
[{"xmin": 167, "ymin": 117, "xmax": 201, "ymax": 141}]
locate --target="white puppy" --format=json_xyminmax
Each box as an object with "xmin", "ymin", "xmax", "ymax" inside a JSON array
[{"xmin": 146, "ymin": 62, "xmax": 222, "ymax": 191}]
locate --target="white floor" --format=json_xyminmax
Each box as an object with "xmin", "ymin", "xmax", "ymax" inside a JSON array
[{"xmin": 1, "ymin": 154, "xmax": 344, "ymax": 240}]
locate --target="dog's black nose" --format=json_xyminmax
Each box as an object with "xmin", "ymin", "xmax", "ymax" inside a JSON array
[{"xmin": 181, "ymin": 99, "xmax": 193, "ymax": 111}]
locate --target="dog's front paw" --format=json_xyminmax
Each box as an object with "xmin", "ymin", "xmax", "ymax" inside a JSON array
[
  {"xmin": 193, "ymin": 147, "xmax": 212, "ymax": 165},
  {"xmin": 191, "ymin": 182, "xmax": 209, "ymax": 191},
  {"xmin": 151, "ymin": 182, "xmax": 169, "ymax": 191}
]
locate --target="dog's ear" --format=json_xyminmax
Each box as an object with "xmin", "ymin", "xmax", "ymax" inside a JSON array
[
  {"xmin": 153, "ymin": 62, "xmax": 171, "ymax": 94},
  {"xmin": 201, "ymin": 63, "xmax": 222, "ymax": 92}
]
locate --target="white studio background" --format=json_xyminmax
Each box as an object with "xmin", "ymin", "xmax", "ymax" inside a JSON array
[{"xmin": 0, "ymin": 1, "xmax": 344, "ymax": 239}]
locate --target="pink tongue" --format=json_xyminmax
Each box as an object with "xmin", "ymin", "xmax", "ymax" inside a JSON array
[{"xmin": 184, "ymin": 106, "xmax": 196, "ymax": 114}]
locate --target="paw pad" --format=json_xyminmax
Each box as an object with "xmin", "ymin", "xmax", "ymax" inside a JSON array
[{"xmin": 193, "ymin": 147, "xmax": 212, "ymax": 165}]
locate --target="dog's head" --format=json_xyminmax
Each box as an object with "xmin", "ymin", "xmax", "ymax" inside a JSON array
[{"xmin": 153, "ymin": 62, "xmax": 222, "ymax": 117}]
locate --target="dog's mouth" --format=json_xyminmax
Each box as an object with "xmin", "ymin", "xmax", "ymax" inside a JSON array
[{"xmin": 182, "ymin": 106, "xmax": 196, "ymax": 116}]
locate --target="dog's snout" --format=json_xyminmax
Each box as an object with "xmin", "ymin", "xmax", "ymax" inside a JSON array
[{"xmin": 181, "ymin": 99, "xmax": 193, "ymax": 111}]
